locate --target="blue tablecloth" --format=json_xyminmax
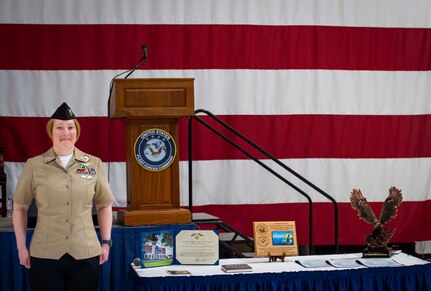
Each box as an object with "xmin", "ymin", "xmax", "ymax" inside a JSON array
[
  {"xmin": 0, "ymin": 223, "xmax": 196, "ymax": 291},
  {"xmin": 128, "ymin": 262, "xmax": 431, "ymax": 291}
]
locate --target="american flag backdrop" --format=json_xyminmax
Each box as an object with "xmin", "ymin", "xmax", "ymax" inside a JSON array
[{"xmin": 1, "ymin": 0, "xmax": 431, "ymax": 246}]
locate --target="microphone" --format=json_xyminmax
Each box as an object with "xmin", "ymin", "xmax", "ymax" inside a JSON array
[
  {"xmin": 124, "ymin": 44, "xmax": 148, "ymax": 79},
  {"xmin": 107, "ymin": 44, "xmax": 149, "ymax": 181},
  {"xmin": 108, "ymin": 44, "xmax": 149, "ymax": 109},
  {"xmin": 142, "ymin": 45, "xmax": 148, "ymax": 62}
]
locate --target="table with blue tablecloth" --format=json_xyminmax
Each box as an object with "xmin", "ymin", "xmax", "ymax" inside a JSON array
[{"xmin": 128, "ymin": 252, "xmax": 431, "ymax": 291}]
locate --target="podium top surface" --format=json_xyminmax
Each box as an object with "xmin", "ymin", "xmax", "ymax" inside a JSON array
[{"xmin": 109, "ymin": 78, "xmax": 195, "ymax": 118}]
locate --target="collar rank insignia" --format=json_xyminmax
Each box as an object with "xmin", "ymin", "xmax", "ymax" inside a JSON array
[{"xmin": 80, "ymin": 156, "xmax": 90, "ymax": 162}]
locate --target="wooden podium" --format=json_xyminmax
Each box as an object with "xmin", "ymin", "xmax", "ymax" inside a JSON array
[{"xmin": 109, "ymin": 78, "xmax": 194, "ymax": 226}]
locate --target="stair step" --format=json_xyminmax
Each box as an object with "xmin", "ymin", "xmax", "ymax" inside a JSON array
[
  {"xmin": 219, "ymin": 232, "xmax": 247, "ymax": 242},
  {"xmin": 192, "ymin": 212, "xmax": 221, "ymax": 223},
  {"xmin": 241, "ymin": 252, "xmax": 256, "ymax": 258}
]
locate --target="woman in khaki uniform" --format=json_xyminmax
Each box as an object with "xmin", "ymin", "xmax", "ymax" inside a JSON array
[{"xmin": 13, "ymin": 102, "xmax": 114, "ymax": 291}]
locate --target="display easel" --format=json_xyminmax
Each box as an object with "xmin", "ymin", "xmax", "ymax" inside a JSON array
[
  {"xmin": 109, "ymin": 78, "xmax": 194, "ymax": 226},
  {"xmin": 268, "ymin": 253, "xmax": 288, "ymax": 262}
]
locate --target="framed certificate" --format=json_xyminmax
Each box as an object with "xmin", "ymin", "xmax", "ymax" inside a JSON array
[
  {"xmin": 253, "ymin": 221, "xmax": 298, "ymax": 257},
  {"xmin": 175, "ymin": 230, "xmax": 219, "ymax": 265}
]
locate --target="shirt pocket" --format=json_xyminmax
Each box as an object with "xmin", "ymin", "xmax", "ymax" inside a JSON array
[{"xmin": 72, "ymin": 172, "xmax": 96, "ymax": 209}]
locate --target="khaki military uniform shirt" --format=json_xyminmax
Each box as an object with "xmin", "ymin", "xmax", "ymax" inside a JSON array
[{"xmin": 13, "ymin": 148, "xmax": 114, "ymax": 260}]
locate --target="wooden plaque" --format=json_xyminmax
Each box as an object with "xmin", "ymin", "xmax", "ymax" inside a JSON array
[{"xmin": 253, "ymin": 221, "xmax": 298, "ymax": 257}]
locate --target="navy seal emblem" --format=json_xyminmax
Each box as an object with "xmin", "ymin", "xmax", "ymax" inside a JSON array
[{"xmin": 134, "ymin": 129, "xmax": 176, "ymax": 171}]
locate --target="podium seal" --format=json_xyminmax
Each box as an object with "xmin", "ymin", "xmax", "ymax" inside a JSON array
[{"xmin": 134, "ymin": 128, "xmax": 176, "ymax": 171}]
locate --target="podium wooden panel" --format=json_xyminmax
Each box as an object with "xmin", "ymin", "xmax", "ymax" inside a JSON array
[{"xmin": 109, "ymin": 78, "xmax": 194, "ymax": 226}]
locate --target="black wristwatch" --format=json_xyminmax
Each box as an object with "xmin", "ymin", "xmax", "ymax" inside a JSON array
[{"xmin": 102, "ymin": 239, "xmax": 113, "ymax": 247}]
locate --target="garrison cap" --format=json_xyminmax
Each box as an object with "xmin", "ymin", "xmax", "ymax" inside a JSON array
[{"xmin": 51, "ymin": 102, "xmax": 76, "ymax": 120}]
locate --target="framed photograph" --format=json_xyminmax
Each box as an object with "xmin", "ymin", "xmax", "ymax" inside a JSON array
[
  {"xmin": 140, "ymin": 230, "xmax": 175, "ymax": 268},
  {"xmin": 253, "ymin": 221, "xmax": 298, "ymax": 257}
]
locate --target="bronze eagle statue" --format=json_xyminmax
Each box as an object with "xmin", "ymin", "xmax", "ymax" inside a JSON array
[{"xmin": 350, "ymin": 186, "xmax": 403, "ymax": 250}]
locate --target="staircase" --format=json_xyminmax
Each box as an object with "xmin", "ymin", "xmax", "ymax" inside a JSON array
[
  {"xmin": 187, "ymin": 110, "xmax": 340, "ymax": 255},
  {"xmin": 192, "ymin": 213, "xmax": 255, "ymax": 258}
]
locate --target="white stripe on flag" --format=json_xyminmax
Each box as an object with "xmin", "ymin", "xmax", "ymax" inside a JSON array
[
  {"xmin": 1, "ymin": 0, "xmax": 430, "ymax": 28},
  {"xmin": 2, "ymin": 70, "xmax": 431, "ymax": 117},
  {"xmin": 7, "ymin": 157, "xmax": 430, "ymax": 208}
]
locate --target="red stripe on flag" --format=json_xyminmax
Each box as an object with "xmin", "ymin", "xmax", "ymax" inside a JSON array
[
  {"xmin": 0, "ymin": 117, "xmax": 125, "ymax": 162},
  {"xmin": 181, "ymin": 114, "xmax": 431, "ymax": 160},
  {"xmin": 2, "ymin": 114, "xmax": 431, "ymax": 162},
  {"xmin": 192, "ymin": 200, "xmax": 431, "ymax": 245},
  {"xmin": 1, "ymin": 24, "xmax": 430, "ymax": 70}
]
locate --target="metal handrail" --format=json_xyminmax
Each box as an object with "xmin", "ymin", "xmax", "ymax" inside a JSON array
[
  {"xmin": 188, "ymin": 109, "xmax": 339, "ymax": 254},
  {"xmin": 195, "ymin": 109, "xmax": 339, "ymax": 253}
]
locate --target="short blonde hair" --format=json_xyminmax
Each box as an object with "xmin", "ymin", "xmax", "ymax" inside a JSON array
[{"xmin": 46, "ymin": 119, "xmax": 81, "ymax": 140}]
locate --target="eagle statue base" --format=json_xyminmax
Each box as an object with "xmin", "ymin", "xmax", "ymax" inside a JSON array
[
  {"xmin": 349, "ymin": 186, "xmax": 403, "ymax": 258},
  {"xmin": 363, "ymin": 247, "xmax": 392, "ymax": 258}
]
